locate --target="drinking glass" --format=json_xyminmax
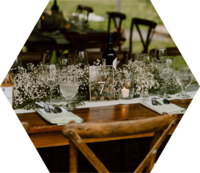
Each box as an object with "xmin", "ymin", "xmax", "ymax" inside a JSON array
[
  {"xmin": 74, "ymin": 50, "xmax": 89, "ymax": 66},
  {"xmin": 42, "ymin": 63, "xmax": 60, "ymax": 105},
  {"xmin": 176, "ymin": 65, "xmax": 193, "ymax": 98},
  {"xmin": 58, "ymin": 54, "xmax": 74, "ymax": 69},
  {"xmin": 154, "ymin": 47, "xmax": 167, "ymax": 60},
  {"xmin": 133, "ymin": 53, "xmax": 144, "ymax": 61},
  {"xmin": 9, "ymin": 54, "xmax": 22, "ymax": 75},
  {"xmin": 59, "ymin": 76, "xmax": 79, "ymax": 111},
  {"xmin": 159, "ymin": 58, "xmax": 176, "ymax": 99}
]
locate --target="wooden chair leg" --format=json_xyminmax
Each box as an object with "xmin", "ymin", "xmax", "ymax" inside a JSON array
[
  {"xmin": 120, "ymin": 140, "xmax": 125, "ymax": 171},
  {"xmin": 53, "ymin": 147, "xmax": 59, "ymax": 172},
  {"xmin": 69, "ymin": 139, "xmax": 78, "ymax": 173}
]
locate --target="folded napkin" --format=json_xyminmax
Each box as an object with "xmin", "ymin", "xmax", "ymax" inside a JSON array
[
  {"xmin": 36, "ymin": 109, "xmax": 83, "ymax": 126},
  {"xmin": 140, "ymin": 99, "xmax": 186, "ymax": 115}
]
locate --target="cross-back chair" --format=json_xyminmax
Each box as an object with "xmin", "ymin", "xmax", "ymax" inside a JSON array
[
  {"xmin": 63, "ymin": 114, "xmax": 177, "ymax": 173},
  {"xmin": 129, "ymin": 18, "xmax": 157, "ymax": 54},
  {"xmin": 149, "ymin": 47, "xmax": 181, "ymax": 59},
  {"xmin": 107, "ymin": 12, "xmax": 126, "ymax": 51},
  {"xmin": 77, "ymin": 5, "xmax": 94, "ymax": 23},
  {"xmin": 61, "ymin": 51, "xmax": 130, "ymax": 68},
  {"xmin": 17, "ymin": 52, "xmax": 50, "ymax": 68}
]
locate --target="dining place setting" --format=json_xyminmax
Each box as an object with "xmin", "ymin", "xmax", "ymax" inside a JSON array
[{"xmin": 11, "ymin": 45, "xmax": 198, "ymax": 123}]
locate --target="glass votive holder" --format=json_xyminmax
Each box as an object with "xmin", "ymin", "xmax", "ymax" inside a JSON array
[
  {"xmin": 121, "ymin": 79, "xmax": 134, "ymax": 100},
  {"xmin": 140, "ymin": 89, "xmax": 149, "ymax": 101}
]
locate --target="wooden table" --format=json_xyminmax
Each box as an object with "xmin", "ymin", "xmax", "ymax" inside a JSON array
[
  {"xmin": 17, "ymin": 99, "xmax": 191, "ymax": 148},
  {"xmin": 24, "ymin": 29, "xmax": 122, "ymax": 56}
]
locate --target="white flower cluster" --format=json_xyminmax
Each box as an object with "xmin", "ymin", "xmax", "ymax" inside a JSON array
[
  {"xmin": 13, "ymin": 65, "xmax": 53, "ymax": 108},
  {"xmin": 115, "ymin": 60, "xmax": 179, "ymax": 95}
]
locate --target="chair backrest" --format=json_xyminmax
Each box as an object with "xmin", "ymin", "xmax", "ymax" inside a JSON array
[
  {"xmin": 63, "ymin": 114, "xmax": 177, "ymax": 173},
  {"xmin": 106, "ymin": 12, "xmax": 126, "ymax": 51},
  {"xmin": 17, "ymin": 52, "xmax": 50, "ymax": 68},
  {"xmin": 107, "ymin": 12, "xmax": 126, "ymax": 34},
  {"xmin": 77, "ymin": 5, "xmax": 94, "ymax": 23},
  {"xmin": 61, "ymin": 51, "xmax": 130, "ymax": 68},
  {"xmin": 129, "ymin": 18, "xmax": 157, "ymax": 54},
  {"xmin": 149, "ymin": 47, "xmax": 182, "ymax": 60}
]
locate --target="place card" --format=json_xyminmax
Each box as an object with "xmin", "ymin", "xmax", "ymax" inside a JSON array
[{"xmin": 89, "ymin": 65, "xmax": 115, "ymax": 102}]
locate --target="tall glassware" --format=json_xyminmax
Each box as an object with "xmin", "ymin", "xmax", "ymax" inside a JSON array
[
  {"xmin": 59, "ymin": 76, "xmax": 79, "ymax": 111},
  {"xmin": 42, "ymin": 63, "xmax": 60, "ymax": 105},
  {"xmin": 74, "ymin": 50, "xmax": 89, "ymax": 66},
  {"xmin": 177, "ymin": 65, "xmax": 193, "ymax": 98},
  {"xmin": 11, "ymin": 57, "xmax": 22, "ymax": 75},
  {"xmin": 159, "ymin": 58, "xmax": 176, "ymax": 99},
  {"xmin": 154, "ymin": 47, "xmax": 167, "ymax": 60}
]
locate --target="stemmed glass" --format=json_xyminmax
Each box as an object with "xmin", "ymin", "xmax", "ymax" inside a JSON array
[
  {"xmin": 41, "ymin": 63, "xmax": 60, "ymax": 105},
  {"xmin": 74, "ymin": 50, "xmax": 89, "ymax": 66},
  {"xmin": 58, "ymin": 54, "xmax": 75, "ymax": 69},
  {"xmin": 154, "ymin": 47, "xmax": 167, "ymax": 61},
  {"xmin": 159, "ymin": 58, "xmax": 176, "ymax": 99},
  {"xmin": 59, "ymin": 76, "xmax": 79, "ymax": 111},
  {"xmin": 176, "ymin": 65, "xmax": 193, "ymax": 98},
  {"xmin": 11, "ymin": 57, "xmax": 22, "ymax": 75}
]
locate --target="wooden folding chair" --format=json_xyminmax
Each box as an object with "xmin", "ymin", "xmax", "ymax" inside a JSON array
[
  {"xmin": 17, "ymin": 52, "xmax": 50, "ymax": 68},
  {"xmin": 61, "ymin": 51, "xmax": 130, "ymax": 68},
  {"xmin": 63, "ymin": 114, "xmax": 177, "ymax": 173},
  {"xmin": 129, "ymin": 18, "xmax": 157, "ymax": 54},
  {"xmin": 107, "ymin": 12, "xmax": 126, "ymax": 51},
  {"xmin": 77, "ymin": 5, "xmax": 94, "ymax": 23}
]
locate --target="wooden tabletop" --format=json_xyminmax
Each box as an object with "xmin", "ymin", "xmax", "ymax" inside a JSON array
[{"xmin": 17, "ymin": 99, "xmax": 191, "ymax": 148}]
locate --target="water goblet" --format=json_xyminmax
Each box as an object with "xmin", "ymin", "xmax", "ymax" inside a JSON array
[
  {"xmin": 58, "ymin": 54, "xmax": 75, "ymax": 68},
  {"xmin": 159, "ymin": 58, "xmax": 176, "ymax": 99},
  {"xmin": 59, "ymin": 76, "xmax": 79, "ymax": 111},
  {"xmin": 9, "ymin": 54, "xmax": 22, "ymax": 75},
  {"xmin": 74, "ymin": 50, "xmax": 89, "ymax": 66},
  {"xmin": 42, "ymin": 63, "xmax": 60, "ymax": 105},
  {"xmin": 155, "ymin": 47, "xmax": 167, "ymax": 60},
  {"xmin": 176, "ymin": 65, "xmax": 193, "ymax": 98}
]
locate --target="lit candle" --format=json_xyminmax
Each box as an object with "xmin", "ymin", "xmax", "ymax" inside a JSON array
[{"xmin": 121, "ymin": 87, "xmax": 129, "ymax": 98}]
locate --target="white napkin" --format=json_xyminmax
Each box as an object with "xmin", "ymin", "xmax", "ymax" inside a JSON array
[
  {"xmin": 140, "ymin": 99, "xmax": 186, "ymax": 115},
  {"xmin": 36, "ymin": 109, "xmax": 83, "ymax": 126}
]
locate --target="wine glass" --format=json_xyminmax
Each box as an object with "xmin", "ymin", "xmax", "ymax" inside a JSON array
[
  {"xmin": 10, "ymin": 57, "xmax": 22, "ymax": 75},
  {"xmin": 59, "ymin": 76, "xmax": 79, "ymax": 111},
  {"xmin": 154, "ymin": 47, "xmax": 167, "ymax": 61},
  {"xmin": 42, "ymin": 63, "xmax": 60, "ymax": 105},
  {"xmin": 58, "ymin": 54, "xmax": 74, "ymax": 69},
  {"xmin": 143, "ymin": 54, "xmax": 151, "ymax": 64},
  {"xmin": 74, "ymin": 50, "xmax": 89, "ymax": 66},
  {"xmin": 133, "ymin": 53, "xmax": 144, "ymax": 61},
  {"xmin": 176, "ymin": 65, "xmax": 193, "ymax": 98},
  {"xmin": 159, "ymin": 58, "xmax": 176, "ymax": 99}
]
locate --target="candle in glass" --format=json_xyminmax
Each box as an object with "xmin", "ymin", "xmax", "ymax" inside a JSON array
[{"xmin": 121, "ymin": 87, "xmax": 129, "ymax": 98}]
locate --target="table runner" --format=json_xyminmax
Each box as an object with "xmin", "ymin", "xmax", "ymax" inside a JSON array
[{"xmin": 13, "ymin": 91, "xmax": 199, "ymax": 114}]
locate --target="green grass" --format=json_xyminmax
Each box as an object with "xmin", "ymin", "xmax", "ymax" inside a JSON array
[{"xmin": 45, "ymin": 0, "xmax": 163, "ymax": 31}]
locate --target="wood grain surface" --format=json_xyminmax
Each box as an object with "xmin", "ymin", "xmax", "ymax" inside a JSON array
[{"xmin": 16, "ymin": 99, "xmax": 191, "ymax": 148}]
